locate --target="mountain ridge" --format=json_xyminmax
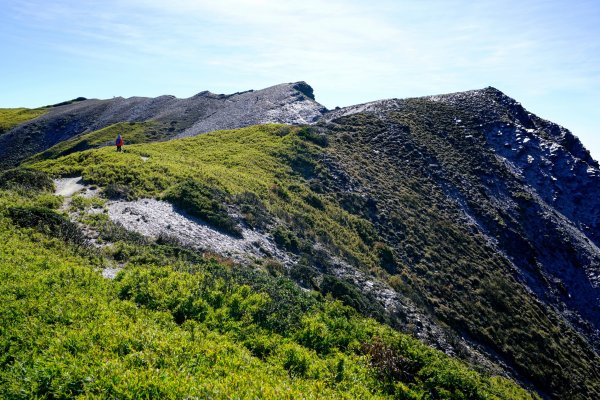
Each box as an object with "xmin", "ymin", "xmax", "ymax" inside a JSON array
[
  {"xmin": 0, "ymin": 81, "xmax": 326, "ymax": 167},
  {"xmin": 1, "ymin": 82, "xmax": 599, "ymax": 398}
]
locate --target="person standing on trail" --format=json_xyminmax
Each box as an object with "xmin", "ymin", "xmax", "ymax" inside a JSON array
[{"xmin": 116, "ymin": 134, "xmax": 124, "ymax": 152}]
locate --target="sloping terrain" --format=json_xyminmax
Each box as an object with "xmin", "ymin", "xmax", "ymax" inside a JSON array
[
  {"xmin": 0, "ymin": 164, "xmax": 535, "ymax": 399},
  {"xmin": 0, "ymin": 107, "xmax": 48, "ymax": 135},
  {"xmin": 315, "ymin": 90, "xmax": 600, "ymax": 397},
  {"xmin": 1, "ymin": 83, "xmax": 598, "ymax": 398},
  {"xmin": 0, "ymin": 82, "xmax": 326, "ymax": 167}
]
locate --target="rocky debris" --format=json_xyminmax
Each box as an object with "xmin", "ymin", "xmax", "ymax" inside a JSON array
[
  {"xmin": 54, "ymin": 177, "xmax": 101, "ymax": 212},
  {"xmin": 106, "ymin": 198, "xmax": 293, "ymax": 266},
  {"xmin": 53, "ymin": 178, "xmax": 295, "ymax": 276},
  {"xmin": 54, "ymin": 177, "xmax": 86, "ymax": 197},
  {"xmin": 101, "ymin": 266, "xmax": 123, "ymax": 279},
  {"xmin": 175, "ymin": 82, "xmax": 327, "ymax": 138}
]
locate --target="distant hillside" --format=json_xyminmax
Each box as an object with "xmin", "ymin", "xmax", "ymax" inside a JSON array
[{"xmin": 0, "ymin": 82, "xmax": 326, "ymax": 167}]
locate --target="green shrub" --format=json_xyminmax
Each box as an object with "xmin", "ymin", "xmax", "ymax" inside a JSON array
[
  {"xmin": 0, "ymin": 107, "xmax": 46, "ymax": 134},
  {"xmin": 234, "ymin": 191, "xmax": 272, "ymax": 230},
  {"xmin": 272, "ymin": 225, "xmax": 300, "ymax": 253},
  {"xmin": 321, "ymin": 276, "xmax": 368, "ymax": 312},
  {"xmin": 298, "ymin": 126, "xmax": 329, "ymax": 147},
  {"xmin": 0, "ymin": 188, "xmax": 537, "ymax": 399},
  {"xmin": 281, "ymin": 345, "xmax": 310, "ymax": 377},
  {"xmin": 70, "ymin": 195, "xmax": 105, "ymax": 212},
  {"xmin": 103, "ymin": 183, "xmax": 133, "ymax": 200},
  {"xmin": 374, "ymin": 242, "xmax": 397, "ymax": 274},
  {"xmin": 361, "ymin": 337, "xmax": 419, "ymax": 391},
  {"xmin": 0, "ymin": 168, "xmax": 54, "ymax": 192},
  {"xmin": 7, "ymin": 206, "xmax": 85, "ymax": 245},
  {"xmin": 164, "ymin": 178, "xmax": 241, "ymax": 237},
  {"xmin": 304, "ymin": 193, "xmax": 325, "ymax": 210}
]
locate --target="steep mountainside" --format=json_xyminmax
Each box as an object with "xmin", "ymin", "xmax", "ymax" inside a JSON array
[
  {"xmin": 315, "ymin": 89, "xmax": 600, "ymax": 397},
  {"xmin": 321, "ymin": 87, "xmax": 599, "ymax": 335},
  {"xmin": 1, "ymin": 83, "xmax": 598, "ymax": 399},
  {"xmin": 0, "ymin": 82, "xmax": 325, "ymax": 167},
  {"xmin": 0, "ymin": 130, "xmax": 536, "ymax": 400}
]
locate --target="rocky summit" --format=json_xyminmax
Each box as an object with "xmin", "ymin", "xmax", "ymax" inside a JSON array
[{"xmin": 0, "ymin": 82, "xmax": 598, "ymax": 399}]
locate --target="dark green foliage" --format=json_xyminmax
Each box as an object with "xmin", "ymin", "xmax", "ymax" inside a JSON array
[
  {"xmin": 289, "ymin": 263, "xmax": 319, "ymax": 288},
  {"xmin": 320, "ymin": 276, "xmax": 365, "ymax": 309},
  {"xmin": 298, "ymin": 126, "xmax": 329, "ymax": 147},
  {"xmin": 164, "ymin": 178, "xmax": 242, "ymax": 237},
  {"xmin": 337, "ymin": 193, "xmax": 378, "ymax": 219},
  {"xmin": 282, "ymin": 347, "xmax": 309, "ymax": 377},
  {"xmin": 0, "ymin": 168, "xmax": 54, "ymax": 192},
  {"xmin": 81, "ymin": 212, "xmax": 148, "ymax": 246},
  {"xmin": 155, "ymin": 231, "xmax": 184, "ymax": 247},
  {"xmin": 304, "ymin": 193, "xmax": 325, "ymax": 209},
  {"xmin": 234, "ymin": 191, "xmax": 272, "ymax": 230},
  {"xmin": 48, "ymin": 97, "xmax": 87, "ymax": 108},
  {"xmin": 361, "ymin": 337, "xmax": 419, "ymax": 390},
  {"xmin": 7, "ymin": 206, "xmax": 85, "ymax": 245},
  {"xmin": 103, "ymin": 183, "xmax": 133, "ymax": 200},
  {"xmin": 375, "ymin": 242, "xmax": 397, "ymax": 274},
  {"xmin": 286, "ymin": 152, "xmax": 318, "ymax": 180},
  {"xmin": 235, "ymin": 272, "xmax": 318, "ymax": 334},
  {"xmin": 320, "ymin": 275, "xmax": 388, "ymax": 323},
  {"xmin": 272, "ymin": 225, "xmax": 300, "ymax": 253},
  {"xmin": 353, "ymin": 218, "xmax": 378, "ymax": 246},
  {"xmin": 270, "ymin": 183, "xmax": 290, "ymax": 200}
]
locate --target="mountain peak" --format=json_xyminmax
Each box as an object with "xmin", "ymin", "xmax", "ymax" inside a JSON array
[{"xmin": 291, "ymin": 81, "xmax": 316, "ymax": 100}]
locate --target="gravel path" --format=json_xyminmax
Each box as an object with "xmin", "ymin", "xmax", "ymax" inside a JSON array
[
  {"xmin": 106, "ymin": 198, "xmax": 291, "ymax": 265},
  {"xmin": 53, "ymin": 178, "xmax": 292, "ymax": 271}
]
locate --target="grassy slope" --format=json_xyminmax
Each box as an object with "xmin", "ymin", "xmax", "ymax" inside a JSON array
[
  {"xmin": 0, "ymin": 108, "xmax": 47, "ymax": 135},
  {"xmin": 29, "ymin": 125, "xmax": 381, "ymax": 289},
  {"xmin": 27, "ymin": 121, "xmax": 171, "ymax": 162},
  {"xmin": 0, "ymin": 184, "xmax": 534, "ymax": 399},
  {"xmin": 26, "ymin": 123, "xmax": 600, "ymax": 398}
]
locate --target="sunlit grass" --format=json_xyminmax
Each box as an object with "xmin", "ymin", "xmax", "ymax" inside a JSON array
[{"xmin": 0, "ymin": 107, "xmax": 47, "ymax": 134}]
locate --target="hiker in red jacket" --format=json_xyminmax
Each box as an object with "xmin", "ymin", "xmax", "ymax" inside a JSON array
[{"xmin": 116, "ymin": 134, "xmax": 124, "ymax": 152}]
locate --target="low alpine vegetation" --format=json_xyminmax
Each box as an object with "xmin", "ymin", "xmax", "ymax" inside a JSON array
[
  {"xmin": 0, "ymin": 182, "xmax": 536, "ymax": 399},
  {"xmin": 0, "ymin": 107, "xmax": 47, "ymax": 135}
]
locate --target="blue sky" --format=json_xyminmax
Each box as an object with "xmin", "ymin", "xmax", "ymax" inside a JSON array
[{"xmin": 1, "ymin": 0, "xmax": 599, "ymax": 159}]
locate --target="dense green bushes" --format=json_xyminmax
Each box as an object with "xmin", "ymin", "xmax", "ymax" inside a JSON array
[
  {"xmin": 16, "ymin": 123, "xmax": 547, "ymax": 398},
  {"xmin": 28, "ymin": 124, "xmax": 382, "ymax": 276},
  {"xmin": 0, "ymin": 187, "xmax": 536, "ymax": 399},
  {"xmin": 0, "ymin": 168, "xmax": 54, "ymax": 192},
  {"xmin": 7, "ymin": 206, "xmax": 85, "ymax": 245},
  {"xmin": 0, "ymin": 107, "xmax": 47, "ymax": 134}
]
